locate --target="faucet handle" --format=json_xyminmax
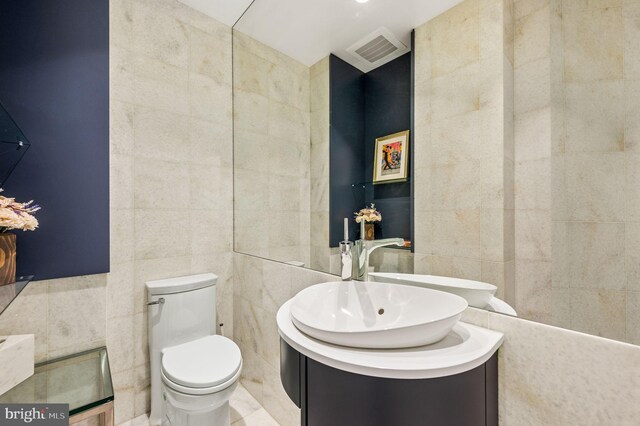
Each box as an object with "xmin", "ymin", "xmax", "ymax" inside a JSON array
[{"xmin": 339, "ymin": 241, "xmax": 353, "ymax": 281}]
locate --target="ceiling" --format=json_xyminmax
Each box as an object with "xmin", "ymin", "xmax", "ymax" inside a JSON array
[
  {"xmin": 180, "ymin": 0, "xmax": 463, "ymax": 72},
  {"xmin": 177, "ymin": 0, "xmax": 254, "ymax": 27}
]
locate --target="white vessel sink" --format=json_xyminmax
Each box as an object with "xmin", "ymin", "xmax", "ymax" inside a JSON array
[
  {"xmin": 289, "ymin": 281, "xmax": 468, "ymax": 349},
  {"xmin": 369, "ymin": 272, "xmax": 497, "ymax": 309}
]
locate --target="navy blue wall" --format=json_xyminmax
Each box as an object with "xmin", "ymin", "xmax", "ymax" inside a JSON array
[
  {"xmin": 329, "ymin": 55, "xmax": 365, "ymax": 245},
  {"xmin": 362, "ymin": 53, "xmax": 412, "ymax": 241},
  {"xmin": 329, "ymin": 52, "xmax": 412, "ymax": 247},
  {"xmin": 0, "ymin": 0, "xmax": 110, "ymax": 280}
]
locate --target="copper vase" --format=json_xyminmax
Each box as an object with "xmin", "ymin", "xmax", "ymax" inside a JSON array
[
  {"xmin": 364, "ymin": 223, "xmax": 375, "ymax": 240},
  {"xmin": 0, "ymin": 233, "xmax": 17, "ymax": 286}
]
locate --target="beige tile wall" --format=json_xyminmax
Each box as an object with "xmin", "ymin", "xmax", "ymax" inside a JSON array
[
  {"xmin": 413, "ymin": 0, "xmax": 640, "ymax": 343},
  {"xmin": 112, "ymin": 2, "xmax": 235, "ymax": 421},
  {"xmin": 512, "ymin": 0, "xmax": 640, "ymax": 343},
  {"xmin": 233, "ymin": 254, "xmax": 335, "ymax": 426},
  {"xmin": 461, "ymin": 306, "xmax": 640, "ymax": 425},
  {"xmin": 513, "ymin": 0, "xmax": 554, "ymax": 324},
  {"xmin": 0, "ymin": 1, "xmax": 234, "ymax": 424},
  {"xmin": 550, "ymin": 0, "xmax": 640, "ymax": 343},
  {"xmin": 413, "ymin": 0, "xmax": 516, "ymax": 303},
  {"xmin": 233, "ymin": 32, "xmax": 311, "ymax": 268},
  {"xmin": 309, "ymin": 57, "xmax": 332, "ymax": 272}
]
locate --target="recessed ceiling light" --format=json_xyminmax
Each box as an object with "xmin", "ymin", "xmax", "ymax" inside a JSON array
[{"xmin": 356, "ymin": 0, "xmax": 369, "ymax": 3}]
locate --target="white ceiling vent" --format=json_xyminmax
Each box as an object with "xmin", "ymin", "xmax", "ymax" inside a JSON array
[{"xmin": 346, "ymin": 27, "xmax": 410, "ymax": 72}]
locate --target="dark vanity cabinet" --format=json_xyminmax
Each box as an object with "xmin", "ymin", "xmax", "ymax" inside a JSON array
[{"xmin": 280, "ymin": 339, "xmax": 498, "ymax": 426}]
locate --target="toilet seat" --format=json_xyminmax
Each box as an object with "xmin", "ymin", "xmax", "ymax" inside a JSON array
[
  {"xmin": 161, "ymin": 364, "xmax": 242, "ymax": 396},
  {"xmin": 161, "ymin": 335, "xmax": 242, "ymax": 396}
]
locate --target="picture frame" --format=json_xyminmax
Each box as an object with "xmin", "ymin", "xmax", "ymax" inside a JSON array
[{"xmin": 373, "ymin": 130, "xmax": 410, "ymax": 184}]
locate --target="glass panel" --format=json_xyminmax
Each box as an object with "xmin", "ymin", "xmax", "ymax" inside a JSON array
[
  {"xmin": 0, "ymin": 100, "xmax": 31, "ymax": 187},
  {"xmin": 0, "ymin": 347, "xmax": 114, "ymax": 415},
  {"xmin": 0, "ymin": 275, "xmax": 34, "ymax": 316}
]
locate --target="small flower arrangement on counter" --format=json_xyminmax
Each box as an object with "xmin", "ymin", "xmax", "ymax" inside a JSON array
[
  {"xmin": 0, "ymin": 190, "xmax": 40, "ymax": 232},
  {"xmin": 354, "ymin": 203, "xmax": 382, "ymax": 223},
  {"xmin": 0, "ymin": 190, "xmax": 40, "ymax": 286},
  {"xmin": 354, "ymin": 203, "xmax": 381, "ymax": 240}
]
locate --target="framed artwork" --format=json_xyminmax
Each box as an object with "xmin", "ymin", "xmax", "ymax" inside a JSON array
[{"xmin": 373, "ymin": 130, "xmax": 410, "ymax": 184}]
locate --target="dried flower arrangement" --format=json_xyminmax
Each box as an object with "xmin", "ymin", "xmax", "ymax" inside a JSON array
[
  {"xmin": 0, "ymin": 190, "xmax": 40, "ymax": 232},
  {"xmin": 354, "ymin": 203, "xmax": 382, "ymax": 224}
]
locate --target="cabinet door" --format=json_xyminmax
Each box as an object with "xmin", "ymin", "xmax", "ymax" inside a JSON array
[
  {"xmin": 280, "ymin": 339, "xmax": 302, "ymax": 408},
  {"xmin": 306, "ymin": 357, "xmax": 488, "ymax": 426}
]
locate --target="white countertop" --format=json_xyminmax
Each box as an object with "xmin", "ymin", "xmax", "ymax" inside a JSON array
[
  {"xmin": 0, "ymin": 334, "xmax": 34, "ymax": 396},
  {"xmin": 277, "ymin": 299, "xmax": 504, "ymax": 379}
]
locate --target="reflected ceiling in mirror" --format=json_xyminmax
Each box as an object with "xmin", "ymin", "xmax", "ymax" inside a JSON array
[{"xmin": 233, "ymin": 0, "xmax": 462, "ymax": 72}]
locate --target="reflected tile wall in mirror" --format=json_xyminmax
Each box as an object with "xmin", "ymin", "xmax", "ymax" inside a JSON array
[{"xmin": 233, "ymin": 31, "xmax": 312, "ymax": 267}]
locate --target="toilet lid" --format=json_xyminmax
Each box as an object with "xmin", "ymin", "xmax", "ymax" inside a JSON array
[{"xmin": 162, "ymin": 335, "xmax": 242, "ymax": 389}]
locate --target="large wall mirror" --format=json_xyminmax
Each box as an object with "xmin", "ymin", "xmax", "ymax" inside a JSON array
[{"xmin": 233, "ymin": 0, "xmax": 640, "ymax": 346}]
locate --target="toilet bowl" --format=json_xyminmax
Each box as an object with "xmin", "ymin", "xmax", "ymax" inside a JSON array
[
  {"xmin": 163, "ymin": 380, "xmax": 238, "ymax": 426},
  {"xmin": 146, "ymin": 273, "xmax": 242, "ymax": 426},
  {"xmin": 161, "ymin": 335, "xmax": 242, "ymax": 426}
]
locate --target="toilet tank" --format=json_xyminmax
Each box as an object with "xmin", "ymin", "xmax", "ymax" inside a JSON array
[
  {"xmin": 146, "ymin": 273, "xmax": 218, "ymax": 351},
  {"xmin": 146, "ymin": 273, "xmax": 218, "ymax": 426}
]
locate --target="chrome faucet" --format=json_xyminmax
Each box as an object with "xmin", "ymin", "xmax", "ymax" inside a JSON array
[
  {"xmin": 352, "ymin": 222, "xmax": 404, "ymax": 281},
  {"xmin": 339, "ymin": 218, "xmax": 353, "ymax": 281}
]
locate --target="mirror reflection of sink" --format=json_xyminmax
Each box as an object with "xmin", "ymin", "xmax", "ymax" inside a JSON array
[
  {"xmin": 368, "ymin": 272, "xmax": 497, "ymax": 309},
  {"xmin": 289, "ymin": 281, "xmax": 468, "ymax": 349}
]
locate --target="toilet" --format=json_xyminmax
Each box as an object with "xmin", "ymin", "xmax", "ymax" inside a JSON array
[{"xmin": 146, "ymin": 273, "xmax": 242, "ymax": 426}]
